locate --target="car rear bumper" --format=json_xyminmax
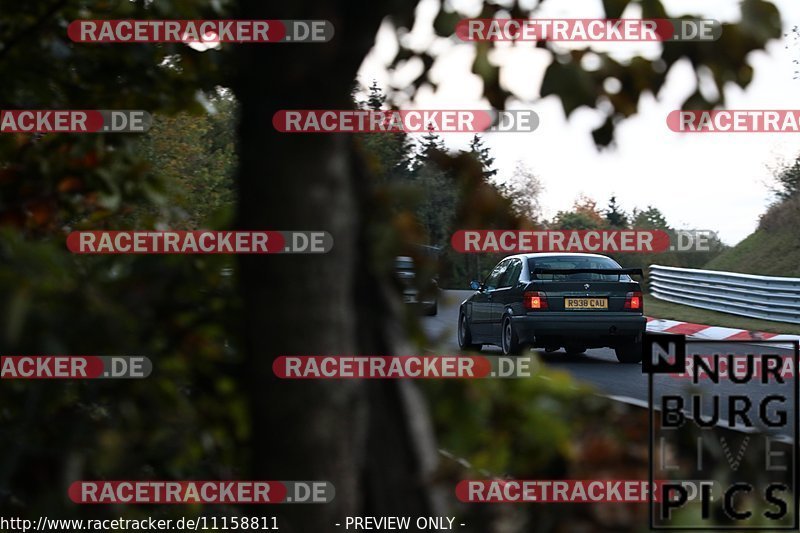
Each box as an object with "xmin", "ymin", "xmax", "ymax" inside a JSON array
[
  {"xmin": 511, "ymin": 312, "xmax": 646, "ymax": 345},
  {"xmin": 403, "ymin": 289, "xmax": 437, "ymax": 307}
]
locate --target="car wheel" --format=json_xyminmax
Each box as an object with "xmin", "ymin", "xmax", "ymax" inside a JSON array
[
  {"xmin": 565, "ymin": 344, "xmax": 587, "ymax": 355},
  {"xmin": 501, "ymin": 316, "xmax": 523, "ymax": 356},
  {"xmin": 458, "ymin": 312, "xmax": 481, "ymax": 351},
  {"xmin": 424, "ymin": 300, "xmax": 438, "ymax": 316},
  {"xmin": 615, "ymin": 339, "xmax": 643, "ymax": 363}
]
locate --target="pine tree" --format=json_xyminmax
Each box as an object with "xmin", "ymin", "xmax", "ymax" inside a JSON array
[
  {"xmin": 418, "ymin": 125, "xmax": 444, "ymax": 163},
  {"xmin": 605, "ymin": 196, "xmax": 629, "ymax": 228},
  {"xmin": 468, "ymin": 134, "xmax": 498, "ymax": 179},
  {"xmin": 366, "ymin": 80, "xmax": 386, "ymax": 111},
  {"xmin": 354, "ymin": 81, "xmax": 415, "ymax": 180}
]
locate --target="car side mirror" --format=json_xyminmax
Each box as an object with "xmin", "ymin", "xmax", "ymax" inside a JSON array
[{"xmin": 470, "ymin": 280, "xmax": 481, "ymax": 291}]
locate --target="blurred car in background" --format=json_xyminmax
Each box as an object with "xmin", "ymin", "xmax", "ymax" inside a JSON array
[{"xmin": 395, "ymin": 255, "xmax": 439, "ymax": 316}]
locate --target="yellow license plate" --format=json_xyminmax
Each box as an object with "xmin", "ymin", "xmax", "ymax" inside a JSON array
[{"xmin": 564, "ymin": 297, "xmax": 608, "ymax": 310}]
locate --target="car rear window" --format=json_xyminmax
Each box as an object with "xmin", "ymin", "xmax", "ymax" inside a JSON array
[
  {"xmin": 527, "ymin": 256, "xmax": 631, "ymax": 281},
  {"xmin": 395, "ymin": 258, "xmax": 415, "ymax": 270}
]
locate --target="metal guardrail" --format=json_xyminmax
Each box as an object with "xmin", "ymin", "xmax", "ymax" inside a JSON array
[{"xmin": 649, "ymin": 265, "xmax": 800, "ymax": 324}]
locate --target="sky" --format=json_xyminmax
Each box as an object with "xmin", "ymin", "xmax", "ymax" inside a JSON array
[{"xmin": 357, "ymin": 0, "xmax": 800, "ymax": 245}]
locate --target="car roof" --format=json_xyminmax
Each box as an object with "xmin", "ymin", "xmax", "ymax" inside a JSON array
[{"xmin": 505, "ymin": 252, "xmax": 614, "ymax": 261}]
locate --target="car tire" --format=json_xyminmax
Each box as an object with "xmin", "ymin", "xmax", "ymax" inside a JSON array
[
  {"xmin": 615, "ymin": 339, "xmax": 643, "ymax": 364},
  {"xmin": 565, "ymin": 345, "xmax": 587, "ymax": 355},
  {"xmin": 458, "ymin": 312, "xmax": 481, "ymax": 351},
  {"xmin": 424, "ymin": 300, "xmax": 438, "ymax": 316},
  {"xmin": 501, "ymin": 316, "xmax": 523, "ymax": 356}
]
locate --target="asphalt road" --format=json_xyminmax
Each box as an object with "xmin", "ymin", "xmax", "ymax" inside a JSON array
[{"xmin": 424, "ymin": 290, "xmax": 798, "ymax": 440}]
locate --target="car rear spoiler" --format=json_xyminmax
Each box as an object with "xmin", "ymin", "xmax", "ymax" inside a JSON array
[{"xmin": 532, "ymin": 268, "xmax": 644, "ymax": 277}]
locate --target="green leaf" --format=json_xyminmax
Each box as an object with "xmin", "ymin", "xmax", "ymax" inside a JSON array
[
  {"xmin": 433, "ymin": 8, "xmax": 461, "ymax": 38},
  {"xmin": 541, "ymin": 58, "xmax": 598, "ymax": 116},
  {"xmin": 639, "ymin": 0, "xmax": 668, "ymax": 19},
  {"xmin": 741, "ymin": 0, "xmax": 782, "ymax": 41},
  {"xmin": 602, "ymin": 0, "xmax": 632, "ymax": 18}
]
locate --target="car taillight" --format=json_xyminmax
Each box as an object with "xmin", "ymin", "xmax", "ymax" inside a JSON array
[
  {"xmin": 524, "ymin": 291, "xmax": 548, "ymax": 310},
  {"xmin": 624, "ymin": 291, "xmax": 643, "ymax": 310}
]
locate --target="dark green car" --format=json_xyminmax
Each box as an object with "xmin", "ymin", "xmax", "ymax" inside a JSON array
[{"xmin": 458, "ymin": 253, "xmax": 646, "ymax": 363}]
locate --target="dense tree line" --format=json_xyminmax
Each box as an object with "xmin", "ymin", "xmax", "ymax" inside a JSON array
[{"xmin": 0, "ymin": 0, "xmax": 781, "ymax": 530}]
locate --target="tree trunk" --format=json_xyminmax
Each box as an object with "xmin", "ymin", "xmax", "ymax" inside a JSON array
[{"xmin": 234, "ymin": 1, "xmax": 437, "ymax": 529}]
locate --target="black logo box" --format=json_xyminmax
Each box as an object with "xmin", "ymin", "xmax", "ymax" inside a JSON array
[{"xmin": 645, "ymin": 335, "xmax": 800, "ymax": 531}]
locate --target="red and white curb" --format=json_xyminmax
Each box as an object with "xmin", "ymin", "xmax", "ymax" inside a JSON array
[{"xmin": 646, "ymin": 317, "xmax": 800, "ymax": 346}]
